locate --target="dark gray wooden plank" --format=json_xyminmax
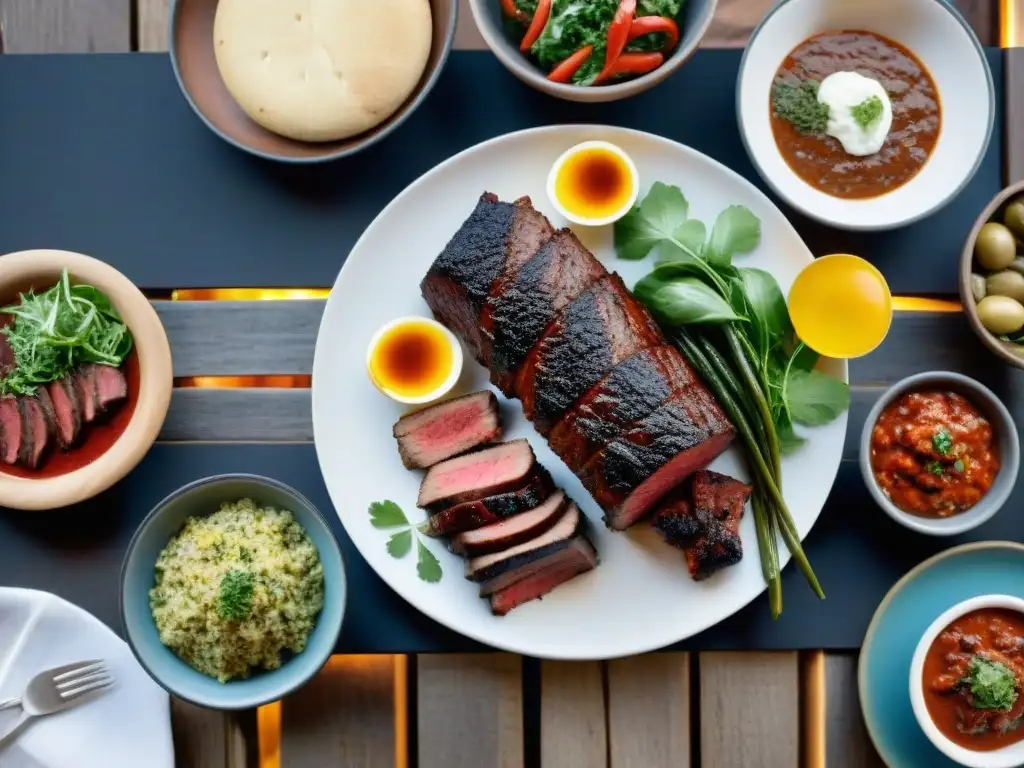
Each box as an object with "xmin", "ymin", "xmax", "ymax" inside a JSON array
[
  {"xmin": 1008, "ymin": 47, "xmax": 1024, "ymax": 185},
  {"xmin": 0, "ymin": 0, "xmax": 130, "ymax": 52},
  {"xmin": 156, "ymin": 301, "xmax": 323, "ymax": 377},
  {"xmin": 162, "ymin": 389, "xmax": 311, "ymax": 441},
  {"xmin": 170, "ymin": 700, "xmax": 255, "ymax": 768},
  {"xmin": 956, "ymin": 0, "xmax": 997, "ymax": 46},
  {"xmin": 824, "ymin": 654, "xmax": 885, "ymax": 768}
]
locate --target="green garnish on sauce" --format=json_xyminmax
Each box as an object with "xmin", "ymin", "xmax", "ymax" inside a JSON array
[
  {"xmin": 965, "ymin": 656, "xmax": 1018, "ymax": 711},
  {"xmin": 926, "ymin": 461, "xmax": 944, "ymax": 476},
  {"xmin": 771, "ymin": 80, "xmax": 829, "ymax": 134},
  {"xmin": 955, "ymin": 459, "xmax": 966, "ymax": 473},
  {"xmin": 217, "ymin": 569, "xmax": 255, "ymax": 622},
  {"xmin": 933, "ymin": 428, "xmax": 953, "ymax": 457},
  {"xmin": 851, "ymin": 95, "xmax": 883, "ymax": 129}
]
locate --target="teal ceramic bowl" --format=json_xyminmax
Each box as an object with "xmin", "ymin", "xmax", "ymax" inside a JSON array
[{"xmin": 120, "ymin": 474, "xmax": 346, "ymax": 710}]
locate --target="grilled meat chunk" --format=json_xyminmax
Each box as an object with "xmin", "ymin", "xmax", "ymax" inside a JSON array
[
  {"xmin": 0, "ymin": 397, "xmax": 23, "ymax": 465},
  {"xmin": 582, "ymin": 385, "xmax": 735, "ymax": 530},
  {"xmin": 488, "ymin": 535, "xmax": 598, "ymax": 616},
  {"xmin": 450, "ymin": 490, "xmax": 567, "ymax": 556},
  {"xmin": 74, "ymin": 364, "xmax": 101, "ymax": 424},
  {"xmin": 516, "ymin": 273, "xmax": 663, "ymax": 435},
  {"xmin": 547, "ymin": 345, "xmax": 694, "ymax": 473},
  {"xmin": 19, "ymin": 396, "xmax": 50, "ymax": 469},
  {"xmin": 417, "ymin": 439, "xmax": 538, "ymax": 512},
  {"xmin": 484, "ymin": 229, "xmax": 606, "ymax": 395},
  {"xmin": 420, "ymin": 467, "xmax": 554, "ymax": 537},
  {"xmin": 421, "ymin": 194, "xmax": 552, "ymax": 365},
  {"xmin": 393, "ymin": 391, "xmax": 502, "ymax": 470},
  {"xmin": 93, "ymin": 364, "xmax": 128, "ymax": 413},
  {"xmin": 48, "ymin": 378, "xmax": 81, "ymax": 449}
]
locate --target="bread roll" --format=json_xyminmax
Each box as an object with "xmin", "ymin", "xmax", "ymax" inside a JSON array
[{"xmin": 213, "ymin": 0, "xmax": 433, "ymax": 142}]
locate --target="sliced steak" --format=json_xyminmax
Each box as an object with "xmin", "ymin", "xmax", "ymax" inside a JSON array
[
  {"xmin": 421, "ymin": 468, "xmax": 554, "ymax": 537},
  {"xmin": 516, "ymin": 273, "xmax": 663, "ymax": 435},
  {"xmin": 393, "ymin": 391, "xmax": 502, "ymax": 470},
  {"xmin": 74, "ymin": 364, "xmax": 101, "ymax": 424},
  {"xmin": 19, "ymin": 396, "xmax": 50, "ymax": 468},
  {"xmin": 483, "ymin": 229, "xmax": 606, "ymax": 396},
  {"xmin": 467, "ymin": 501, "xmax": 588, "ymax": 595},
  {"xmin": 488, "ymin": 536, "xmax": 598, "ymax": 616},
  {"xmin": 451, "ymin": 490, "xmax": 567, "ymax": 556},
  {"xmin": 581, "ymin": 384, "xmax": 735, "ymax": 530},
  {"xmin": 34, "ymin": 387, "xmax": 57, "ymax": 438},
  {"xmin": 421, "ymin": 194, "xmax": 552, "ymax": 365},
  {"xmin": 0, "ymin": 397, "xmax": 22, "ymax": 465},
  {"xmin": 93, "ymin": 364, "xmax": 128, "ymax": 412},
  {"xmin": 417, "ymin": 439, "xmax": 538, "ymax": 512},
  {"xmin": 48, "ymin": 378, "xmax": 82, "ymax": 448},
  {"xmin": 547, "ymin": 345, "xmax": 694, "ymax": 473}
]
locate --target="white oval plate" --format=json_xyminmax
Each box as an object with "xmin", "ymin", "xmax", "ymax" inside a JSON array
[
  {"xmin": 0, "ymin": 588, "xmax": 172, "ymax": 768},
  {"xmin": 311, "ymin": 125, "xmax": 848, "ymax": 659}
]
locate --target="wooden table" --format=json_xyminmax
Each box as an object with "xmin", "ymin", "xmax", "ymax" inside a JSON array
[{"xmin": 0, "ymin": 1, "xmax": 1013, "ymax": 767}]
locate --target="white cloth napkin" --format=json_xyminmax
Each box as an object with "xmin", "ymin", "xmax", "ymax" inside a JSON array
[{"xmin": 0, "ymin": 589, "xmax": 173, "ymax": 768}]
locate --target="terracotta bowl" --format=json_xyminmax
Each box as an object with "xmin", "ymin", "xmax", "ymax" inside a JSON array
[
  {"xmin": 169, "ymin": 0, "xmax": 458, "ymax": 163},
  {"xmin": 0, "ymin": 250, "xmax": 173, "ymax": 511},
  {"xmin": 959, "ymin": 180, "xmax": 1024, "ymax": 370}
]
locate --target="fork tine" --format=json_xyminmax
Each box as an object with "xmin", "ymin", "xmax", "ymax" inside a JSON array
[
  {"xmin": 56, "ymin": 670, "xmax": 109, "ymax": 691},
  {"xmin": 52, "ymin": 661, "xmax": 105, "ymax": 682},
  {"xmin": 60, "ymin": 678, "xmax": 113, "ymax": 699}
]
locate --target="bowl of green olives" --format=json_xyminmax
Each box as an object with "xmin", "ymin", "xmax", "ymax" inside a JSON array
[{"xmin": 960, "ymin": 181, "xmax": 1024, "ymax": 369}]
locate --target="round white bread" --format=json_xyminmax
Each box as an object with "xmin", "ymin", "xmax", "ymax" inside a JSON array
[{"xmin": 213, "ymin": 0, "xmax": 433, "ymax": 143}]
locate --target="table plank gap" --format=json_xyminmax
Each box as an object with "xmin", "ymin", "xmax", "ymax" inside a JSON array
[
  {"xmin": 540, "ymin": 661, "xmax": 608, "ymax": 767},
  {"xmin": 608, "ymin": 653, "xmax": 690, "ymax": 768},
  {"xmin": 699, "ymin": 652, "xmax": 799, "ymax": 768},
  {"xmin": 1, "ymin": 0, "xmax": 131, "ymax": 52},
  {"xmin": 824, "ymin": 654, "xmax": 885, "ymax": 768},
  {"xmin": 279, "ymin": 655, "xmax": 399, "ymax": 768},
  {"xmin": 417, "ymin": 654, "xmax": 524, "ymax": 768}
]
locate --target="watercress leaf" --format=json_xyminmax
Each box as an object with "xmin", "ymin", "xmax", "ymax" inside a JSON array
[
  {"xmin": 739, "ymin": 268, "xmax": 791, "ymax": 347},
  {"xmin": 784, "ymin": 369, "xmax": 850, "ymax": 426},
  {"xmin": 368, "ymin": 500, "xmax": 409, "ymax": 529},
  {"xmin": 416, "ymin": 539, "xmax": 443, "ymax": 583},
  {"xmin": 614, "ymin": 182, "xmax": 689, "ymax": 260},
  {"xmin": 386, "ymin": 529, "xmax": 413, "ymax": 559},
  {"xmin": 674, "ymin": 219, "xmax": 707, "ymax": 255},
  {"xmin": 634, "ymin": 275, "xmax": 744, "ymax": 326},
  {"xmin": 705, "ymin": 206, "xmax": 761, "ymax": 267}
]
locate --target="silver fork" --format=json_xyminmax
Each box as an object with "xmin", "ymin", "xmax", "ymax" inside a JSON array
[{"xmin": 0, "ymin": 661, "xmax": 114, "ymax": 750}]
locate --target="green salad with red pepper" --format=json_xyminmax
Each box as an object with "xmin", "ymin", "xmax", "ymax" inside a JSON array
[{"xmin": 501, "ymin": 0, "xmax": 685, "ymax": 86}]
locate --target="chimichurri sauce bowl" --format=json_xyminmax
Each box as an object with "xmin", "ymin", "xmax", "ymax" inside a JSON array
[{"xmin": 737, "ymin": 0, "xmax": 994, "ymax": 231}]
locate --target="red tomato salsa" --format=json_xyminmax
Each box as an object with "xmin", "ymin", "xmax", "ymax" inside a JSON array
[
  {"xmin": 923, "ymin": 608, "xmax": 1024, "ymax": 750},
  {"xmin": 869, "ymin": 390, "xmax": 999, "ymax": 518}
]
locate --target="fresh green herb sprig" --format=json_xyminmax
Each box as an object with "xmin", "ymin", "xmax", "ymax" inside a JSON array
[
  {"xmin": 851, "ymin": 95, "xmax": 883, "ymax": 129},
  {"xmin": 771, "ymin": 80, "xmax": 829, "ymax": 134},
  {"xmin": 218, "ymin": 569, "xmax": 254, "ymax": 622},
  {"xmin": 965, "ymin": 656, "xmax": 1018, "ymax": 711},
  {"xmin": 933, "ymin": 428, "xmax": 953, "ymax": 457},
  {"xmin": 369, "ymin": 501, "xmax": 442, "ymax": 583},
  {"xmin": 0, "ymin": 269, "xmax": 133, "ymax": 396}
]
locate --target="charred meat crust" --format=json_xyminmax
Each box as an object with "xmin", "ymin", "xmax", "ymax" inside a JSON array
[
  {"xmin": 488, "ymin": 537, "xmax": 598, "ymax": 616},
  {"xmin": 417, "ymin": 439, "xmax": 538, "ymax": 512},
  {"xmin": 449, "ymin": 490, "xmax": 568, "ymax": 556},
  {"xmin": 421, "ymin": 468, "xmax": 555, "ymax": 537}
]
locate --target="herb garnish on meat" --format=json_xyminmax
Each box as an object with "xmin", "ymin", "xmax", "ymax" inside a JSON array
[
  {"xmin": 964, "ymin": 656, "xmax": 1018, "ymax": 711},
  {"xmin": 933, "ymin": 428, "xmax": 953, "ymax": 456}
]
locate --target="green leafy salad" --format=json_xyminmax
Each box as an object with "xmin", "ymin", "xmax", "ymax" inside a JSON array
[
  {"xmin": 616, "ymin": 182, "xmax": 850, "ymax": 618},
  {"xmin": 501, "ymin": 0, "xmax": 685, "ymax": 86},
  {"xmin": 0, "ymin": 269, "xmax": 133, "ymax": 396}
]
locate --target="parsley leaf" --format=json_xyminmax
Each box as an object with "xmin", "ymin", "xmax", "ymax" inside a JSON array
[
  {"xmin": 926, "ymin": 461, "xmax": 944, "ymax": 476},
  {"xmin": 387, "ymin": 529, "xmax": 413, "ymax": 558},
  {"xmin": 217, "ymin": 569, "xmax": 254, "ymax": 622},
  {"xmin": 416, "ymin": 540, "xmax": 443, "ymax": 583},
  {"xmin": 369, "ymin": 500, "xmax": 409, "ymax": 528},
  {"xmin": 966, "ymin": 656, "xmax": 1018, "ymax": 711},
  {"xmin": 933, "ymin": 428, "xmax": 953, "ymax": 457},
  {"xmin": 369, "ymin": 501, "xmax": 443, "ymax": 583},
  {"xmin": 851, "ymin": 95, "xmax": 883, "ymax": 129}
]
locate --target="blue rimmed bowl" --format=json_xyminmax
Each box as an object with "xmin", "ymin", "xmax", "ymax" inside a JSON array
[{"xmin": 120, "ymin": 474, "xmax": 346, "ymax": 710}]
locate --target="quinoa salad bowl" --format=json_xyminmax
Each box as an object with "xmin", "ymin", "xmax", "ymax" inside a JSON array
[{"xmin": 120, "ymin": 474, "xmax": 346, "ymax": 710}]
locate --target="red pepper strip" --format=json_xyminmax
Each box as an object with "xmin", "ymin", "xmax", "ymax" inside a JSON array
[
  {"xmin": 627, "ymin": 16, "xmax": 679, "ymax": 51},
  {"xmin": 547, "ymin": 45, "xmax": 595, "ymax": 83},
  {"xmin": 520, "ymin": 0, "xmax": 551, "ymax": 52},
  {"xmin": 594, "ymin": 51, "xmax": 664, "ymax": 84},
  {"xmin": 500, "ymin": 0, "xmax": 527, "ymax": 21},
  {"xmin": 603, "ymin": 0, "xmax": 638, "ymax": 70}
]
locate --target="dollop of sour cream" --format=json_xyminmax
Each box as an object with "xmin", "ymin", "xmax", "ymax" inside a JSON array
[{"xmin": 816, "ymin": 71, "xmax": 893, "ymax": 156}]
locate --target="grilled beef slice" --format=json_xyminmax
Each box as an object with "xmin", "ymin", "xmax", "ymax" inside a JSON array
[
  {"xmin": 421, "ymin": 194, "xmax": 552, "ymax": 365},
  {"xmin": 582, "ymin": 384, "xmax": 735, "ymax": 530},
  {"xmin": 547, "ymin": 345, "xmax": 695, "ymax": 474},
  {"xmin": 93, "ymin": 364, "xmax": 128, "ymax": 412},
  {"xmin": 483, "ymin": 229, "xmax": 606, "ymax": 396},
  {"xmin": 489, "ymin": 535, "xmax": 598, "ymax": 616},
  {"xmin": 421, "ymin": 467, "xmax": 554, "ymax": 536},
  {"xmin": 417, "ymin": 439, "xmax": 538, "ymax": 512},
  {"xmin": 450, "ymin": 490, "xmax": 567, "ymax": 556},
  {"xmin": 0, "ymin": 397, "xmax": 22, "ymax": 465},
  {"xmin": 48, "ymin": 378, "xmax": 82, "ymax": 448},
  {"xmin": 20, "ymin": 396, "xmax": 50, "ymax": 468},
  {"xmin": 515, "ymin": 273, "xmax": 664, "ymax": 435},
  {"xmin": 74, "ymin": 364, "xmax": 101, "ymax": 424},
  {"xmin": 393, "ymin": 391, "xmax": 502, "ymax": 470}
]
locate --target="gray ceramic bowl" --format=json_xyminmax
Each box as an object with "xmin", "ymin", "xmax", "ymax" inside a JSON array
[
  {"xmin": 121, "ymin": 474, "xmax": 346, "ymax": 710},
  {"xmin": 169, "ymin": 0, "xmax": 457, "ymax": 163},
  {"xmin": 859, "ymin": 372, "xmax": 1020, "ymax": 536},
  {"xmin": 468, "ymin": 0, "xmax": 717, "ymax": 103}
]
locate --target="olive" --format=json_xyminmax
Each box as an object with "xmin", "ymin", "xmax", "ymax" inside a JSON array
[
  {"xmin": 977, "ymin": 295, "xmax": 1024, "ymax": 335},
  {"xmin": 975, "ymin": 222, "xmax": 1017, "ymax": 271},
  {"xmin": 1005, "ymin": 198, "xmax": 1024, "ymax": 239},
  {"xmin": 1007, "ymin": 257, "xmax": 1024, "ymax": 277},
  {"xmin": 987, "ymin": 270, "xmax": 1024, "ymax": 303},
  {"xmin": 972, "ymin": 273, "xmax": 987, "ymax": 302}
]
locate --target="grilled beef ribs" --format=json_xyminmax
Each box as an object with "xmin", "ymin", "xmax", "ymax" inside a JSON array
[
  {"xmin": 547, "ymin": 345, "xmax": 695, "ymax": 473},
  {"xmin": 653, "ymin": 470, "xmax": 751, "ymax": 580},
  {"xmin": 488, "ymin": 535, "xmax": 598, "ymax": 616},
  {"xmin": 421, "ymin": 467, "xmax": 554, "ymax": 537},
  {"xmin": 421, "ymin": 195, "xmax": 552, "ymax": 365},
  {"xmin": 94, "ymin": 365, "xmax": 128, "ymax": 412},
  {"xmin": 516, "ymin": 274, "xmax": 664, "ymax": 435},
  {"xmin": 0, "ymin": 397, "xmax": 23, "ymax": 465},
  {"xmin": 450, "ymin": 490, "xmax": 567, "ymax": 556},
  {"xmin": 48, "ymin": 378, "xmax": 81, "ymax": 448},
  {"xmin": 582, "ymin": 385, "xmax": 735, "ymax": 530},
  {"xmin": 393, "ymin": 391, "xmax": 502, "ymax": 470},
  {"xmin": 417, "ymin": 439, "xmax": 538, "ymax": 512},
  {"xmin": 484, "ymin": 230, "xmax": 607, "ymax": 395}
]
